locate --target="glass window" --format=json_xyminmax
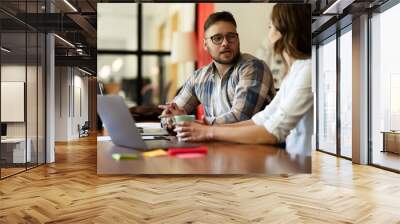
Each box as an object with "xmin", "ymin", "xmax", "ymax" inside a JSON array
[
  {"xmin": 317, "ymin": 36, "xmax": 337, "ymax": 154},
  {"xmin": 97, "ymin": 3, "xmax": 137, "ymax": 51},
  {"xmin": 27, "ymin": 31, "xmax": 38, "ymax": 169},
  {"xmin": 142, "ymin": 55, "xmax": 172, "ymax": 105},
  {"xmin": 339, "ymin": 29, "xmax": 352, "ymax": 158},
  {"xmin": 1, "ymin": 31, "xmax": 28, "ymax": 177},
  {"xmin": 1, "ymin": 1, "xmax": 46, "ymax": 179},
  {"xmin": 371, "ymin": 3, "xmax": 400, "ymax": 171},
  {"xmin": 98, "ymin": 55, "xmax": 138, "ymax": 106}
]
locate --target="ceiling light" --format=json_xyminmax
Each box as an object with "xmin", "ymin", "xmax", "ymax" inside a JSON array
[
  {"xmin": 54, "ymin": 34, "xmax": 75, "ymax": 48},
  {"xmin": 323, "ymin": 0, "xmax": 354, "ymax": 15},
  {"xmin": 1, "ymin": 47, "xmax": 11, "ymax": 53},
  {"xmin": 99, "ymin": 65, "xmax": 111, "ymax": 80},
  {"xmin": 112, "ymin": 58, "xmax": 124, "ymax": 72},
  {"xmin": 78, "ymin": 67, "xmax": 93, "ymax": 76},
  {"xmin": 63, "ymin": 0, "xmax": 78, "ymax": 12}
]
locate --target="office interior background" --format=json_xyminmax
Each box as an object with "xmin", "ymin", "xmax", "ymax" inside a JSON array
[
  {"xmin": 0, "ymin": 0, "xmax": 97, "ymax": 179},
  {"xmin": 0, "ymin": 0, "xmax": 399, "ymax": 176},
  {"xmin": 0, "ymin": 0, "xmax": 399, "ymax": 222},
  {"xmin": 313, "ymin": 0, "xmax": 400, "ymax": 172},
  {"xmin": 97, "ymin": 1, "xmax": 400, "ymax": 173}
]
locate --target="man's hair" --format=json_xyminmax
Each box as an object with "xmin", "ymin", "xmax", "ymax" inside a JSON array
[{"xmin": 204, "ymin": 11, "xmax": 237, "ymax": 32}]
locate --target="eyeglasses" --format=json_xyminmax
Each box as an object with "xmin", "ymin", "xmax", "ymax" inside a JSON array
[{"xmin": 205, "ymin": 32, "xmax": 238, "ymax": 45}]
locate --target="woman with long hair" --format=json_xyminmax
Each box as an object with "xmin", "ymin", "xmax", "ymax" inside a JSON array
[{"xmin": 176, "ymin": 4, "xmax": 313, "ymax": 154}]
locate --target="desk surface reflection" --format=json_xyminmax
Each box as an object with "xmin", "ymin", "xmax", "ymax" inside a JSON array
[{"xmin": 97, "ymin": 139, "xmax": 311, "ymax": 175}]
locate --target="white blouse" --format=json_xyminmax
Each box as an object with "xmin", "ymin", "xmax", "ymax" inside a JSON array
[{"xmin": 252, "ymin": 59, "xmax": 313, "ymax": 156}]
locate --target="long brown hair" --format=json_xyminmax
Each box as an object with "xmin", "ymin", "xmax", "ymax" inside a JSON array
[{"xmin": 271, "ymin": 4, "xmax": 311, "ymax": 68}]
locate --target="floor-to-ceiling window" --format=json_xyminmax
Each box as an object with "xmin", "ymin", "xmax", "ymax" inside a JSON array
[
  {"xmin": 0, "ymin": 1, "xmax": 46, "ymax": 179},
  {"xmin": 317, "ymin": 35, "xmax": 337, "ymax": 155},
  {"xmin": 339, "ymin": 27, "xmax": 352, "ymax": 159},
  {"xmin": 316, "ymin": 22, "xmax": 353, "ymax": 159},
  {"xmin": 370, "ymin": 2, "xmax": 400, "ymax": 171}
]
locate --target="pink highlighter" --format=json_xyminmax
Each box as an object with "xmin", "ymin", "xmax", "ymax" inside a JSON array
[{"xmin": 167, "ymin": 146, "xmax": 208, "ymax": 157}]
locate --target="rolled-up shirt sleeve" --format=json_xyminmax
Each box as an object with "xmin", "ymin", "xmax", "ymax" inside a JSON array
[
  {"xmin": 173, "ymin": 73, "xmax": 200, "ymax": 114},
  {"xmin": 254, "ymin": 64, "xmax": 313, "ymax": 142}
]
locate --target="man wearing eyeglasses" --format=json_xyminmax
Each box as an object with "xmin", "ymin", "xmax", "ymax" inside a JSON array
[{"xmin": 160, "ymin": 11, "xmax": 275, "ymax": 125}]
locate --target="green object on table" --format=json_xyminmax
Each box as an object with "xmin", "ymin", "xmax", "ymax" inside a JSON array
[
  {"xmin": 174, "ymin": 115, "xmax": 195, "ymax": 123},
  {"xmin": 112, "ymin": 153, "xmax": 139, "ymax": 160}
]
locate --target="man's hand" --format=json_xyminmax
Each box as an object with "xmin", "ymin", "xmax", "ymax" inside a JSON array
[{"xmin": 158, "ymin": 102, "xmax": 186, "ymax": 117}]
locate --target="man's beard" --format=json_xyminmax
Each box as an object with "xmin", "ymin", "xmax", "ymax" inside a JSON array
[{"xmin": 212, "ymin": 50, "xmax": 241, "ymax": 65}]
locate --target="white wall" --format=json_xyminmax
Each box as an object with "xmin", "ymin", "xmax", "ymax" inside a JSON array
[
  {"xmin": 55, "ymin": 67, "xmax": 68, "ymax": 141},
  {"xmin": 55, "ymin": 67, "xmax": 89, "ymax": 141},
  {"xmin": 214, "ymin": 3, "xmax": 272, "ymax": 57},
  {"xmin": 72, "ymin": 74, "xmax": 89, "ymax": 138},
  {"xmin": 1, "ymin": 65, "xmax": 30, "ymax": 137}
]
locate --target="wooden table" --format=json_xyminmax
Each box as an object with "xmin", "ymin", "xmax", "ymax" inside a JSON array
[{"xmin": 97, "ymin": 140, "xmax": 311, "ymax": 175}]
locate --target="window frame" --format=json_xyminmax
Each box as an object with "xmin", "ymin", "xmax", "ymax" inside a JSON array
[
  {"xmin": 315, "ymin": 22, "xmax": 353, "ymax": 161},
  {"xmin": 97, "ymin": 3, "xmax": 171, "ymax": 105}
]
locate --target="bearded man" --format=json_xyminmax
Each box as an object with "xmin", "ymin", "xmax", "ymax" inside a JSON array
[{"xmin": 160, "ymin": 11, "xmax": 275, "ymax": 124}]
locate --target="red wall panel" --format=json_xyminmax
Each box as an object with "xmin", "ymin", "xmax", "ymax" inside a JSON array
[{"xmin": 196, "ymin": 3, "xmax": 214, "ymax": 69}]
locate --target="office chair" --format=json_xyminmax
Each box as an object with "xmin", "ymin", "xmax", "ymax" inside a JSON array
[{"xmin": 78, "ymin": 121, "xmax": 90, "ymax": 138}]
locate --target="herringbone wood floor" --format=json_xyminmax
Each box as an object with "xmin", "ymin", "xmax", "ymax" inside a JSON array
[{"xmin": 1, "ymin": 136, "xmax": 400, "ymax": 224}]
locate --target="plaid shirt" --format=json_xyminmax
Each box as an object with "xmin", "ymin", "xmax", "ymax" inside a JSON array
[{"xmin": 174, "ymin": 53, "xmax": 275, "ymax": 124}]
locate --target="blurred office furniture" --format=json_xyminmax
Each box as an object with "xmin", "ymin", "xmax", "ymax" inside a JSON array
[
  {"xmin": 1, "ymin": 138, "xmax": 32, "ymax": 165},
  {"xmin": 1, "ymin": 123, "xmax": 7, "ymax": 138},
  {"xmin": 121, "ymin": 78, "xmax": 153, "ymax": 105},
  {"xmin": 160, "ymin": 81, "xmax": 172, "ymax": 105},
  {"xmin": 103, "ymin": 82, "xmax": 121, "ymax": 95},
  {"xmin": 141, "ymin": 83, "xmax": 154, "ymax": 106},
  {"xmin": 78, "ymin": 121, "xmax": 90, "ymax": 138},
  {"xmin": 129, "ymin": 105, "xmax": 163, "ymax": 122},
  {"xmin": 382, "ymin": 131, "xmax": 400, "ymax": 154}
]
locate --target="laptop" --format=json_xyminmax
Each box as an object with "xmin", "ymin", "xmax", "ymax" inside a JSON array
[{"xmin": 97, "ymin": 95, "xmax": 198, "ymax": 150}]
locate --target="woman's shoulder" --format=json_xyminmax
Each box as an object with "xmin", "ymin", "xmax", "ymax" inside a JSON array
[
  {"xmin": 293, "ymin": 59, "xmax": 311, "ymax": 70},
  {"xmin": 290, "ymin": 59, "xmax": 312, "ymax": 86},
  {"xmin": 290, "ymin": 59, "xmax": 311, "ymax": 76}
]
